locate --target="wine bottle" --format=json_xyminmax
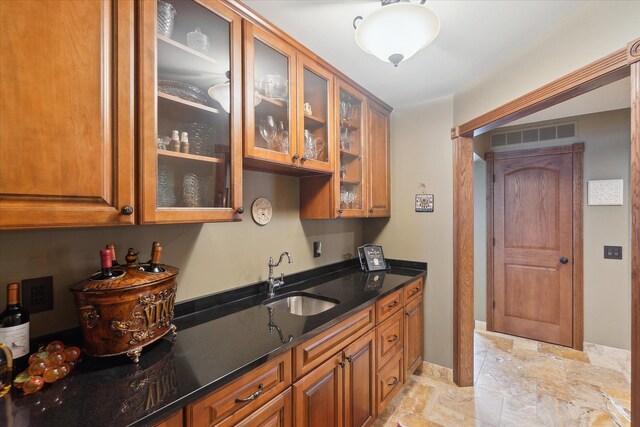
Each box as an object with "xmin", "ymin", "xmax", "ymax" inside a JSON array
[
  {"xmin": 95, "ymin": 249, "xmax": 114, "ymax": 280},
  {"xmin": 0, "ymin": 283, "xmax": 30, "ymax": 375},
  {"xmin": 145, "ymin": 242, "xmax": 164, "ymax": 273},
  {"xmin": 0, "ymin": 342, "xmax": 12, "ymax": 396},
  {"xmin": 106, "ymin": 243, "xmax": 119, "ymax": 266}
]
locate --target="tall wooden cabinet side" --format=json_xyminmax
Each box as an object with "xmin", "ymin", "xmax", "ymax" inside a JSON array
[{"xmin": 0, "ymin": 0, "xmax": 135, "ymax": 229}]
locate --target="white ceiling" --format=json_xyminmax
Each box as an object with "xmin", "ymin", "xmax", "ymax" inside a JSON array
[{"xmin": 243, "ymin": 0, "xmax": 588, "ymax": 109}]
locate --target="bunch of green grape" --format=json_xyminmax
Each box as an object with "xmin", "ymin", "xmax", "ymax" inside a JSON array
[{"xmin": 12, "ymin": 341, "xmax": 81, "ymax": 394}]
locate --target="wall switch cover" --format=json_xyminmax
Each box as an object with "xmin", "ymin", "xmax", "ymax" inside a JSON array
[
  {"xmin": 604, "ymin": 245, "xmax": 622, "ymax": 260},
  {"xmin": 22, "ymin": 276, "xmax": 54, "ymax": 313},
  {"xmin": 313, "ymin": 241, "xmax": 322, "ymax": 258}
]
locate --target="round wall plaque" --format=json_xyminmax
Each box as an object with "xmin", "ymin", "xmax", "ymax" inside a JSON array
[{"xmin": 251, "ymin": 197, "xmax": 272, "ymax": 225}]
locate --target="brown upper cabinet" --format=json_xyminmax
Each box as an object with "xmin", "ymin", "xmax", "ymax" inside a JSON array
[
  {"xmin": 0, "ymin": 0, "xmax": 390, "ymax": 230},
  {"xmin": 138, "ymin": 0, "xmax": 244, "ymax": 223},
  {"xmin": 300, "ymin": 81, "xmax": 391, "ymax": 219},
  {"xmin": 0, "ymin": 0, "xmax": 136, "ymax": 229},
  {"xmin": 243, "ymin": 21, "xmax": 334, "ymax": 174}
]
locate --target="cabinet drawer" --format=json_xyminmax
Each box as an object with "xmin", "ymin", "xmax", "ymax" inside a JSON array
[
  {"xmin": 294, "ymin": 306, "xmax": 375, "ymax": 379},
  {"xmin": 152, "ymin": 409, "xmax": 183, "ymax": 427},
  {"xmin": 376, "ymin": 289, "xmax": 403, "ymax": 324},
  {"xmin": 376, "ymin": 309, "xmax": 403, "ymax": 370},
  {"xmin": 376, "ymin": 350, "xmax": 403, "ymax": 414},
  {"xmin": 403, "ymin": 278, "xmax": 423, "ymax": 303},
  {"xmin": 187, "ymin": 352, "xmax": 291, "ymax": 426},
  {"xmin": 231, "ymin": 389, "xmax": 292, "ymax": 427}
]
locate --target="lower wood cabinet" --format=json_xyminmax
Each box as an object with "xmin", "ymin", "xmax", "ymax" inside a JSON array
[
  {"xmin": 153, "ymin": 409, "xmax": 184, "ymax": 427},
  {"xmin": 186, "ymin": 352, "xmax": 291, "ymax": 426},
  {"xmin": 235, "ymin": 389, "xmax": 292, "ymax": 427},
  {"xmin": 293, "ymin": 352, "xmax": 344, "ymax": 427},
  {"xmin": 343, "ymin": 329, "xmax": 376, "ymax": 427},
  {"xmin": 404, "ymin": 294, "xmax": 424, "ymax": 381},
  {"xmin": 293, "ymin": 328, "xmax": 376, "ymax": 427},
  {"xmin": 376, "ymin": 350, "xmax": 404, "ymax": 414}
]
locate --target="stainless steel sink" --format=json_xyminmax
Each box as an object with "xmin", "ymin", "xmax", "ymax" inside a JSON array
[{"xmin": 263, "ymin": 292, "xmax": 339, "ymax": 316}]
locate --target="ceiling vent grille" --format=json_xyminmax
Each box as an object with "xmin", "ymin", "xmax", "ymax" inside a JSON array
[{"xmin": 491, "ymin": 122, "xmax": 576, "ymax": 148}]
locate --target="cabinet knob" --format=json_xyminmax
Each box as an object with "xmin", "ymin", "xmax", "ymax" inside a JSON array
[
  {"xmin": 301, "ymin": 155, "xmax": 308, "ymax": 161},
  {"xmin": 338, "ymin": 209, "xmax": 343, "ymax": 214},
  {"xmin": 346, "ymin": 356, "xmax": 353, "ymax": 363},
  {"xmin": 121, "ymin": 205, "xmax": 134, "ymax": 216},
  {"xmin": 559, "ymin": 257, "xmax": 569, "ymax": 264},
  {"xmin": 292, "ymin": 153, "xmax": 300, "ymax": 160},
  {"xmin": 369, "ymin": 208, "xmax": 374, "ymax": 213},
  {"xmin": 236, "ymin": 207, "xmax": 244, "ymax": 214},
  {"xmin": 339, "ymin": 361, "xmax": 346, "ymax": 368}
]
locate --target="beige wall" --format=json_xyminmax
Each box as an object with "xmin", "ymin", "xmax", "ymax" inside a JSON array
[
  {"xmin": 365, "ymin": 96, "xmax": 454, "ymax": 368},
  {"xmin": 0, "ymin": 170, "xmax": 364, "ymax": 337},
  {"xmin": 487, "ymin": 109, "xmax": 632, "ymax": 350},
  {"xmin": 453, "ymin": 1, "xmax": 640, "ymax": 125}
]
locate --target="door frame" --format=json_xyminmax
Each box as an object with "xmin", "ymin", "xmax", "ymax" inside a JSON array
[
  {"xmin": 485, "ymin": 143, "xmax": 584, "ymax": 349},
  {"xmin": 450, "ymin": 38, "xmax": 639, "ymax": 427}
]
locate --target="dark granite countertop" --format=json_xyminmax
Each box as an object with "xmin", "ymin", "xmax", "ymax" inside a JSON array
[{"xmin": 1, "ymin": 259, "xmax": 426, "ymax": 427}]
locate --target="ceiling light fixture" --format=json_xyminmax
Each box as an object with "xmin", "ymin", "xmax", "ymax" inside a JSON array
[{"xmin": 353, "ymin": 0, "xmax": 440, "ymax": 67}]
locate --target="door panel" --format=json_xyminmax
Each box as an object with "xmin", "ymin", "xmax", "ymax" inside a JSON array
[
  {"xmin": 343, "ymin": 329, "xmax": 375, "ymax": 427},
  {"xmin": 494, "ymin": 153, "xmax": 573, "ymax": 346}
]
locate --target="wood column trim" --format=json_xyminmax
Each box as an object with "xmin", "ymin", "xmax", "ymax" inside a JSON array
[
  {"xmin": 628, "ymin": 46, "xmax": 639, "ymax": 366},
  {"xmin": 484, "ymin": 152, "xmax": 494, "ymax": 332},
  {"xmin": 451, "ymin": 48, "xmax": 629, "ymax": 138},
  {"xmin": 452, "ymin": 136, "xmax": 474, "ymax": 387},
  {"xmin": 572, "ymin": 144, "xmax": 584, "ymax": 351},
  {"xmin": 628, "ymin": 38, "xmax": 640, "ymax": 65}
]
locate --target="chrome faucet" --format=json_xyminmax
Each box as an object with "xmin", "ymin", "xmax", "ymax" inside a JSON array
[{"xmin": 267, "ymin": 252, "xmax": 293, "ymax": 297}]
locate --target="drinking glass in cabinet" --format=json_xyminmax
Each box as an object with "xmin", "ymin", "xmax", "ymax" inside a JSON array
[
  {"xmin": 259, "ymin": 116, "xmax": 277, "ymax": 148},
  {"xmin": 276, "ymin": 121, "xmax": 289, "ymax": 153},
  {"xmin": 157, "ymin": 0, "xmax": 176, "ymax": 38},
  {"xmin": 186, "ymin": 28, "xmax": 209, "ymax": 54}
]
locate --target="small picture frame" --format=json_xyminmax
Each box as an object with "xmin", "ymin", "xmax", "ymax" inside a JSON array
[
  {"xmin": 358, "ymin": 244, "xmax": 388, "ymax": 272},
  {"xmin": 415, "ymin": 193, "xmax": 434, "ymax": 212}
]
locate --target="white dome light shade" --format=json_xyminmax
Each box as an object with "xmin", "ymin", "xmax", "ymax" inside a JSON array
[
  {"xmin": 354, "ymin": 3, "xmax": 440, "ymax": 67},
  {"xmin": 208, "ymin": 83, "xmax": 230, "ymax": 113}
]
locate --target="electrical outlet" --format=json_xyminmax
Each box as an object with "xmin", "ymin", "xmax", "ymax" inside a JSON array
[
  {"xmin": 21, "ymin": 276, "xmax": 53, "ymax": 313},
  {"xmin": 604, "ymin": 245, "xmax": 622, "ymax": 260},
  {"xmin": 313, "ymin": 241, "xmax": 322, "ymax": 258}
]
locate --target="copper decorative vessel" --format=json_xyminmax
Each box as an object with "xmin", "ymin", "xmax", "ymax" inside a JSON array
[{"xmin": 70, "ymin": 244, "xmax": 179, "ymax": 363}]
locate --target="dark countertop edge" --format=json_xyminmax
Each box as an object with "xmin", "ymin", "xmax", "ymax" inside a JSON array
[{"xmin": 132, "ymin": 260, "xmax": 427, "ymax": 426}]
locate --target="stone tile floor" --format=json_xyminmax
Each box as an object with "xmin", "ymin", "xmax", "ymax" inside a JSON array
[{"xmin": 374, "ymin": 329, "xmax": 631, "ymax": 426}]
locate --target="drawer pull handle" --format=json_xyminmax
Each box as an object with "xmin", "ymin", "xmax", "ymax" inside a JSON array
[
  {"xmin": 387, "ymin": 301, "xmax": 399, "ymax": 309},
  {"xmin": 387, "ymin": 377, "xmax": 399, "ymax": 387},
  {"xmin": 235, "ymin": 384, "xmax": 263, "ymax": 403},
  {"xmin": 411, "ymin": 287, "xmax": 420, "ymax": 295},
  {"xmin": 387, "ymin": 335, "xmax": 398, "ymax": 343}
]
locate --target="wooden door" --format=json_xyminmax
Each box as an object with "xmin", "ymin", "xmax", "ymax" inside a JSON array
[
  {"xmin": 493, "ymin": 152, "xmax": 574, "ymax": 346},
  {"xmin": 0, "ymin": 0, "xmax": 135, "ymax": 229},
  {"xmin": 293, "ymin": 352, "xmax": 344, "ymax": 427},
  {"xmin": 138, "ymin": 0, "xmax": 243, "ymax": 223},
  {"xmin": 404, "ymin": 296, "xmax": 424, "ymax": 380},
  {"xmin": 366, "ymin": 101, "xmax": 391, "ymax": 217},
  {"xmin": 343, "ymin": 330, "xmax": 376, "ymax": 427}
]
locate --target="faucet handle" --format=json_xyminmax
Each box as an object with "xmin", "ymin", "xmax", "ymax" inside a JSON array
[{"xmin": 279, "ymin": 272, "xmax": 285, "ymax": 285}]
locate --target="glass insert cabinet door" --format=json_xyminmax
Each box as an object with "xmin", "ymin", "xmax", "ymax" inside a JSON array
[
  {"xmin": 336, "ymin": 81, "xmax": 366, "ymax": 217},
  {"xmin": 297, "ymin": 55, "xmax": 334, "ymax": 173},
  {"xmin": 243, "ymin": 21, "xmax": 297, "ymax": 166},
  {"xmin": 139, "ymin": 0, "xmax": 243, "ymax": 223}
]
